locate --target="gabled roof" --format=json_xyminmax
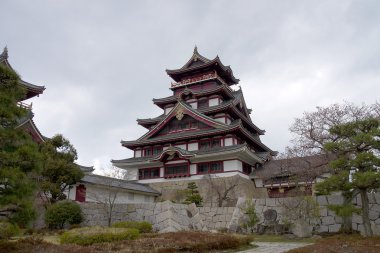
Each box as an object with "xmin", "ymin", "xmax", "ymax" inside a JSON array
[
  {"xmin": 166, "ymin": 47, "xmax": 239, "ymax": 85},
  {"xmin": 136, "ymin": 99, "xmax": 227, "ymax": 141},
  {"xmin": 152, "ymin": 146, "xmax": 194, "ymax": 162}
]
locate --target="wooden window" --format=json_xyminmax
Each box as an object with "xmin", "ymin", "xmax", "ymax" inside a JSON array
[
  {"xmin": 198, "ymin": 98, "xmax": 208, "ymax": 109},
  {"xmin": 199, "ymin": 139, "xmax": 211, "ymax": 150},
  {"xmin": 143, "ymin": 147, "xmax": 152, "ymax": 157},
  {"xmin": 243, "ymin": 163, "xmax": 252, "ymax": 174},
  {"xmin": 164, "ymin": 164, "xmax": 188, "ymax": 177},
  {"xmin": 197, "ymin": 162, "xmax": 223, "ymax": 174},
  {"xmin": 211, "ymin": 139, "xmax": 221, "ymax": 148},
  {"xmin": 139, "ymin": 168, "xmax": 160, "ymax": 179},
  {"xmin": 153, "ymin": 146, "xmax": 162, "ymax": 156}
]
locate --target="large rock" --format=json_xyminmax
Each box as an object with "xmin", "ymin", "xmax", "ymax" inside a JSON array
[{"xmin": 291, "ymin": 219, "xmax": 313, "ymax": 238}]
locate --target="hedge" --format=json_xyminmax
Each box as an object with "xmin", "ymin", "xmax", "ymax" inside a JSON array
[{"xmin": 111, "ymin": 221, "xmax": 152, "ymax": 233}]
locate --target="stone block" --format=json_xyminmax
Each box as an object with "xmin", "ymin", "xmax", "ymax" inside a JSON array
[
  {"xmin": 327, "ymin": 195, "xmax": 343, "ymax": 205},
  {"xmin": 317, "ymin": 225, "xmax": 328, "ymax": 233},
  {"xmin": 320, "ymin": 207, "xmax": 328, "ymax": 217},
  {"xmin": 369, "ymin": 211, "xmax": 379, "ymax": 221},
  {"xmin": 321, "ymin": 216, "xmax": 335, "ymax": 225},
  {"xmin": 371, "ymin": 204, "xmax": 380, "ymax": 213},
  {"xmin": 368, "ymin": 194, "xmax": 376, "ymax": 204},
  {"xmin": 328, "ymin": 224, "xmax": 341, "ymax": 233},
  {"xmin": 266, "ymin": 198, "xmax": 276, "ymax": 207},
  {"xmin": 376, "ymin": 218, "xmax": 380, "ymax": 225},
  {"xmin": 352, "ymin": 214, "xmax": 363, "ymax": 224},
  {"xmin": 371, "ymin": 221, "xmax": 380, "ymax": 236},
  {"xmin": 375, "ymin": 194, "xmax": 380, "ymax": 205},
  {"xmin": 317, "ymin": 195, "xmax": 328, "ymax": 206},
  {"xmin": 335, "ymin": 216, "xmax": 343, "ymax": 224},
  {"xmin": 255, "ymin": 198, "xmax": 265, "ymax": 206}
]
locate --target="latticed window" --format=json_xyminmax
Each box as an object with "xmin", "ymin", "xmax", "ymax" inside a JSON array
[
  {"xmin": 139, "ymin": 168, "xmax": 160, "ymax": 179},
  {"xmin": 197, "ymin": 162, "xmax": 223, "ymax": 174},
  {"xmin": 164, "ymin": 164, "xmax": 188, "ymax": 176}
]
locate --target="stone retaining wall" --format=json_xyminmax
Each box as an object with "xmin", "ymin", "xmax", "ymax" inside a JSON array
[{"xmin": 80, "ymin": 193, "xmax": 380, "ymax": 236}]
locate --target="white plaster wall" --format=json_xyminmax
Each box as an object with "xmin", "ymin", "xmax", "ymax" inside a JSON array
[
  {"xmin": 223, "ymin": 160, "xmax": 242, "ymax": 172},
  {"xmin": 135, "ymin": 150, "xmax": 142, "ymax": 158},
  {"xmin": 226, "ymin": 118, "xmax": 231, "ymax": 124},
  {"xmin": 137, "ymin": 171, "xmax": 246, "ymax": 184},
  {"xmin": 224, "ymin": 137, "xmax": 233, "ymax": 146},
  {"xmin": 209, "ymin": 98, "xmax": 219, "ymax": 107},
  {"xmin": 68, "ymin": 184, "xmax": 155, "ymax": 204},
  {"xmin": 160, "ymin": 167, "xmax": 164, "ymax": 177},
  {"xmin": 125, "ymin": 168, "xmax": 138, "ymax": 180},
  {"xmin": 165, "ymin": 107, "xmax": 174, "ymax": 115},
  {"xmin": 254, "ymin": 178, "xmax": 263, "ymax": 187},
  {"xmin": 215, "ymin": 117, "xmax": 225, "ymax": 123},
  {"xmin": 188, "ymin": 142, "xmax": 198, "ymax": 151},
  {"xmin": 174, "ymin": 144, "xmax": 186, "ymax": 150},
  {"xmin": 189, "ymin": 102, "xmax": 197, "ymax": 109},
  {"xmin": 190, "ymin": 164, "xmax": 197, "ymax": 175},
  {"xmin": 163, "ymin": 146, "xmax": 169, "ymax": 151}
]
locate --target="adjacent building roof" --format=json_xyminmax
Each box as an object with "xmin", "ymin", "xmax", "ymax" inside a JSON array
[
  {"xmin": 252, "ymin": 154, "xmax": 332, "ymax": 185},
  {"xmin": 0, "ymin": 47, "xmax": 45, "ymax": 100},
  {"xmin": 80, "ymin": 174, "xmax": 160, "ymax": 195}
]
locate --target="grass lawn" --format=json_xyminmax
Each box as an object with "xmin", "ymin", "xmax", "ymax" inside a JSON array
[
  {"xmin": 0, "ymin": 231, "xmax": 254, "ymax": 253},
  {"xmin": 285, "ymin": 234, "xmax": 380, "ymax": 253}
]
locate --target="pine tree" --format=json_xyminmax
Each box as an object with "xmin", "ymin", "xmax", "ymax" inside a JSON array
[
  {"xmin": 183, "ymin": 182, "xmax": 203, "ymax": 206},
  {"xmin": 316, "ymin": 118, "xmax": 380, "ymax": 237},
  {"xmin": 39, "ymin": 134, "xmax": 84, "ymax": 204},
  {"xmin": 0, "ymin": 64, "xmax": 42, "ymax": 226}
]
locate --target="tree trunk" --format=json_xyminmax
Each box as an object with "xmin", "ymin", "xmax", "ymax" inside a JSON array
[
  {"xmin": 341, "ymin": 195, "xmax": 353, "ymax": 233},
  {"xmin": 360, "ymin": 190, "xmax": 373, "ymax": 237}
]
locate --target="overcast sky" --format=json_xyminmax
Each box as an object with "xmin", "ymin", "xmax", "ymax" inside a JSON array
[{"xmin": 1, "ymin": 0, "xmax": 379, "ymax": 172}]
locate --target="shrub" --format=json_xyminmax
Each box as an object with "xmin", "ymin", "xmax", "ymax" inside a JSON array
[
  {"xmin": 45, "ymin": 201, "xmax": 83, "ymax": 229},
  {"xmin": 112, "ymin": 221, "xmax": 152, "ymax": 233},
  {"xmin": 9, "ymin": 203, "xmax": 37, "ymax": 228},
  {"xmin": 60, "ymin": 226, "xmax": 139, "ymax": 245},
  {"xmin": 0, "ymin": 222, "xmax": 20, "ymax": 239}
]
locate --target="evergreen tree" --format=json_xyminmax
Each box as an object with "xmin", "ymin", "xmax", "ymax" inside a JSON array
[
  {"xmin": 316, "ymin": 118, "xmax": 380, "ymax": 237},
  {"xmin": 0, "ymin": 64, "xmax": 42, "ymax": 226},
  {"xmin": 183, "ymin": 182, "xmax": 203, "ymax": 206},
  {"xmin": 39, "ymin": 134, "xmax": 84, "ymax": 204}
]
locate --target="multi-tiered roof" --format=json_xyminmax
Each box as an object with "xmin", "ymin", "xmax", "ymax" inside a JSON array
[
  {"xmin": 113, "ymin": 48, "xmax": 275, "ymax": 177},
  {"xmin": 0, "ymin": 47, "xmax": 46, "ymax": 143}
]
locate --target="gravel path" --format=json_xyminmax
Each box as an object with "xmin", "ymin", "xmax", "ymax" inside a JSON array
[{"xmin": 238, "ymin": 242, "xmax": 312, "ymax": 253}]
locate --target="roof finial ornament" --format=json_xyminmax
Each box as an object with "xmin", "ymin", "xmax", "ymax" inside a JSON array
[
  {"xmin": 0, "ymin": 46, "xmax": 8, "ymax": 60},
  {"xmin": 193, "ymin": 45, "xmax": 198, "ymax": 54}
]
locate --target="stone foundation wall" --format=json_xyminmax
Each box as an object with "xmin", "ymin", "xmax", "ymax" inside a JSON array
[
  {"xmin": 80, "ymin": 193, "xmax": 380, "ymax": 236},
  {"xmin": 148, "ymin": 174, "xmax": 268, "ymax": 206},
  {"xmin": 250, "ymin": 193, "xmax": 380, "ymax": 236}
]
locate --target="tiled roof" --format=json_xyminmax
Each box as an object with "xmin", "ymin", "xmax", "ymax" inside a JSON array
[
  {"xmin": 81, "ymin": 174, "xmax": 160, "ymax": 195},
  {"xmin": 253, "ymin": 154, "xmax": 333, "ymax": 184},
  {"xmin": 166, "ymin": 48, "xmax": 239, "ymax": 85},
  {"xmin": 0, "ymin": 47, "xmax": 45, "ymax": 99}
]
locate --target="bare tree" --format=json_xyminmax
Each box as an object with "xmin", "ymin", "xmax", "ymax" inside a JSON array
[
  {"xmin": 203, "ymin": 174, "xmax": 239, "ymax": 207},
  {"xmin": 287, "ymin": 102, "xmax": 376, "ymax": 156},
  {"xmin": 86, "ymin": 166, "xmax": 127, "ymax": 227},
  {"xmin": 286, "ymin": 101, "xmax": 378, "ymax": 233}
]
